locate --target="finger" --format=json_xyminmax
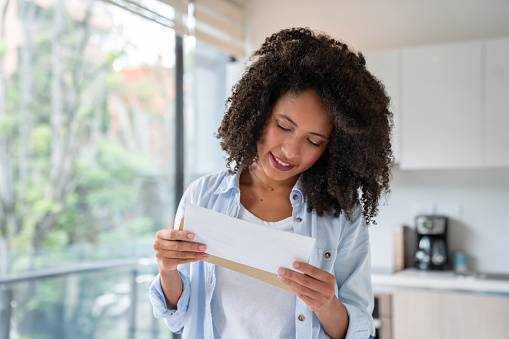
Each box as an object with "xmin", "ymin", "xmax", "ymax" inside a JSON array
[
  {"xmin": 154, "ymin": 239, "xmax": 207, "ymax": 253},
  {"xmin": 169, "ymin": 241, "xmax": 207, "ymax": 252},
  {"xmin": 278, "ymin": 268, "xmax": 325, "ymax": 296},
  {"xmin": 158, "ymin": 248, "xmax": 209, "ymax": 260},
  {"xmin": 279, "ymin": 272, "xmax": 322, "ymax": 300},
  {"xmin": 159, "ymin": 255, "xmax": 208, "ymax": 267},
  {"xmin": 169, "ymin": 250, "xmax": 209, "ymax": 260},
  {"xmin": 292, "ymin": 262, "xmax": 334, "ymax": 283},
  {"xmin": 156, "ymin": 229, "xmax": 196, "ymax": 241},
  {"xmin": 291, "ymin": 292, "xmax": 324, "ymax": 312}
]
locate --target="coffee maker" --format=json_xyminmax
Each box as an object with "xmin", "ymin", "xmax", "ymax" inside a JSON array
[{"xmin": 414, "ymin": 215, "xmax": 449, "ymax": 270}]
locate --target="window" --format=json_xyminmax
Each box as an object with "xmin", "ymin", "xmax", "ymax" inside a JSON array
[
  {"xmin": 184, "ymin": 38, "xmax": 231, "ymax": 186},
  {"xmin": 0, "ymin": 0, "xmax": 232, "ymax": 337}
]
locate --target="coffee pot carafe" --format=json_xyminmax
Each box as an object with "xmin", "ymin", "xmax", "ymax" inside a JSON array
[{"xmin": 414, "ymin": 215, "xmax": 449, "ymax": 270}]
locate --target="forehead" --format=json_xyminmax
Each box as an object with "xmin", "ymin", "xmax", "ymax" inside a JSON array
[{"xmin": 272, "ymin": 90, "xmax": 332, "ymax": 135}]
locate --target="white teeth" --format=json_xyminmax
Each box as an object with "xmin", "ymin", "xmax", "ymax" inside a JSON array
[{"xmin": 275, "ymin": 157, "xmax": 291, "ymax": 166}]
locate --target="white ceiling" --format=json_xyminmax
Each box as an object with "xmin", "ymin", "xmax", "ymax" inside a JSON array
[{"xmin": 245, "ymin": 0, "xmax": 509, "ymax": 52}]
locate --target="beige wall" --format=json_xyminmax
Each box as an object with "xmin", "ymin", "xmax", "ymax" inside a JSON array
[{"xmin": 244, "ymin": 0, "xmax": 509, "ymax": 54}]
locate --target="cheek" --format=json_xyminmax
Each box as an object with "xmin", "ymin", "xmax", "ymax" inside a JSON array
[
  {"xmin": 260, "ymin": 125, "xmax": 281, "ymax": 146},
  {"xmin": 265, "ymin": 125, "xmax": 279, "ymax": 137}
]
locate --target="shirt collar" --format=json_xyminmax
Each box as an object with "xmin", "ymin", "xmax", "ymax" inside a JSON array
[{"xmin": 214, "ymin": 170, "xmax": 241, "ymax": 195}]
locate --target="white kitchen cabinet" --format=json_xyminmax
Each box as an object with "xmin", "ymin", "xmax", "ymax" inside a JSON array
[
  {"xmin": 400, "ymin": 41, "xmax": 483, "ymax": 169},
  {"xmin": 364, "ymin": 50, "xmax": 400, "ymax": 163},
  {"xmin": 485, "ymin": 37, "xmax": 509, "ymax": 167},
  {"xmin": 393, "ymin": 289, "xmax": 509, "ymax": 339}
]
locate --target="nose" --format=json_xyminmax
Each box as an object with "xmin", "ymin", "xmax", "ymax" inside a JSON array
[{"xmin": 281, "ymin": 136, "xmax": 299, "ymax": 159}]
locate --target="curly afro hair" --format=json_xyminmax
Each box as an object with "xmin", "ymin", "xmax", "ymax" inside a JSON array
[{"xmin": 217, "ymin": 27, "xmax": 393, "ymax": 225}]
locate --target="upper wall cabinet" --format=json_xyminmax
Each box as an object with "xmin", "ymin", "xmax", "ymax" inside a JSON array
[
  {"xmin": 485, "ymin": 37, "xmax": 509, "ymax": 167},
  {"xmin": 364, "ymin": 50, "xmax": 400, "ymax": 163},
  {"xmin": 400, "ymin": 41, "xmax": 483, "ymax": 170}
]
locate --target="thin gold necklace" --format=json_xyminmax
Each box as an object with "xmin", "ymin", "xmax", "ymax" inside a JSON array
[{"xmin": 251, "ymin": 168, "xmax": 274, "ymax": 191}]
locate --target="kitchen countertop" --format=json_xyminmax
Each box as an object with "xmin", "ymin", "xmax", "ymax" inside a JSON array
[{"xmin": 371, "ymin": 268, "xmax": 509, "ymax": 295}]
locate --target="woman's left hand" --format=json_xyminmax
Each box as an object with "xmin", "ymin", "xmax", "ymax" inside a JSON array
[{"xmin": 278, "ymin": 262, "xmax": 337, "ymax": 312}]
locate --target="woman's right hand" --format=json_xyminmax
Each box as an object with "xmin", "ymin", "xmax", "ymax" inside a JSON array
[{"xmin": 153, "ymin": 229, "xmax": 208, "ymax": 272}]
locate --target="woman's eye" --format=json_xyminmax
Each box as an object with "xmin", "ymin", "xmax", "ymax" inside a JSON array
[
  {"xmin": 276, "ymin": 123, "xmax": 290, "ymax": 132},
  {"xmin": 308, "ymin": 140, "xmax": 321, "ymax": 147}
]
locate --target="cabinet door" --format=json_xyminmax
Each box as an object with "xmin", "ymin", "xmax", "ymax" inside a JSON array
[
  {"xmin": 393, "ymin": 289, "xmax": 509, "ymax": 339},
  {"xmin": 364, "ymin": 50, "xmax": 400, "ymax": 163},
  {"xmin": 400, "ymin": 41, "xmax": 483, "ymax": 169},
  {"xmin": 485, "ymin": 37, "xmax": 509, "ymax": 167}
]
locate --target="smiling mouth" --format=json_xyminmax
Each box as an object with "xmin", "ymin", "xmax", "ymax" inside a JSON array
[
  {"xmin": 270, "ymin": 153, "xmax": 296, "ymax": 171},
  {"xmin": 275, "ymin": 157, "xmax": 292, "ymax": 166}
]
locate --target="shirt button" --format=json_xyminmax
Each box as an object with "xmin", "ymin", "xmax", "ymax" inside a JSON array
[
  {"xmin": 298, "ymin": 315, "xmax": 305, "ymax": 321},
  {"xmin": 293, "ymin": 194, "xmax": 299, "ymax": 201},
  {"xmin": 296, "ymin": 217, "xmax": 302, "ymax": 223},
  {"xmin": 325, "ymin": 252, "xmax": 331, "ymax": 259}
]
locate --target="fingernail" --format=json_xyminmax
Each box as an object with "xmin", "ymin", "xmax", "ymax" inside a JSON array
[
  {"xmin": 203, "ymin": 253, "xmax": 209, "ymax": 257},
  {"xmin": 187, "ymin": 233, "xmax": 194, "ymax": 239},
  {"xmin": 293, "ymin": 262, "xmax": 300, "ymax": 269},
  {"xmin": 199, "ymin": 245, "xmax": 206, "ymax": 251},
  {"xmin": 278, "ymin": 276, "xmax": 285, "ymax": 282},
  {"xmin": 278, "ymin": 268, "xmax": 285, "ymax": 275}
]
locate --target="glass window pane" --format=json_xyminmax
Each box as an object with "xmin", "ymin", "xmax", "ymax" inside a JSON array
[
  {"xmin": 1, "ymin": 0, "xmax": 178, "ymax": 337},
  {"xmin": 2, "ymin": 265, "xmax": 171, "ymax": 338},
  {"xmin": 1, "ymin": 0, "xmax": 176, "ymax": 272},
  {"xmin": 183, "ymin": 39, "xmax": 231, "ymax": 186}
]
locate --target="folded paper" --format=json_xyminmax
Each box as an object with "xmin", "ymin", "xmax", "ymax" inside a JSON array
[{"xmin": 179, "ymin": 203, "xmax": 316, "ymax": 292}]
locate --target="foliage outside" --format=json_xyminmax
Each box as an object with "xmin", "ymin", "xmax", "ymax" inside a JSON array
[{"xmin": 0, "ymin": 0, "xmax": 177, "ymax": 337}]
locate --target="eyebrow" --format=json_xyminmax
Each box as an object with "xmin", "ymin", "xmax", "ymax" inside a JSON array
[{"xmin": 277, "ymin": 114, "xmax": 329, "ymax": 140}]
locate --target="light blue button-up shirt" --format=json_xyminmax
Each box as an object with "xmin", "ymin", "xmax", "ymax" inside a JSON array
[{"xmin": 149, "ymin": 170, "xmax": 375, "ymax": 339}]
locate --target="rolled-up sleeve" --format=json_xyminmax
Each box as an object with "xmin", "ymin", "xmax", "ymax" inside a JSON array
[
  {"xmin": 336, "ymin": 206, "xmax": 375, "ymax": 339},
  {"xmin": 149, "ymin": 270, "xmax": 191, "ymax": 333},
  {"xmin": 148, "ymin": 177, "xmax": 199, "ymax": 334},
  {"xmin": 342, "ymin": 302, "xmax": 374, "ymax": 339}
]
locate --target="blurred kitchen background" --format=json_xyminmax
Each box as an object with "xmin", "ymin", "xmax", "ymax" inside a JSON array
[{"xmin": 0, "ymin": 0, "xmax": 508, "ymax": 338}]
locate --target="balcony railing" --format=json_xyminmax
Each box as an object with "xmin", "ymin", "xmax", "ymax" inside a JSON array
[{"xmin": 0, "ymin": 258, "xmax": 173, "ymax": 339}]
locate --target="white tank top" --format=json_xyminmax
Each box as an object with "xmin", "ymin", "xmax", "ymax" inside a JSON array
[{"xmin": 211, "ymin": 204, "xmax": 296, "ymax": 338}]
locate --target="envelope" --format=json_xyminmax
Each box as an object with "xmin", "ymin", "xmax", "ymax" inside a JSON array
[{"xmin": 179, "ymin": 203, "xmax": 316, "ymax": 292}]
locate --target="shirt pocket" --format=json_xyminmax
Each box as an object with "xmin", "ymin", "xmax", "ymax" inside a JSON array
[{"xmin": 313, "ymin": 247, "xmax": 338, "ymax": 273}]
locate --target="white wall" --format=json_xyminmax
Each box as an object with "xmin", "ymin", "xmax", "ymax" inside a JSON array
[
  {"xmin": 244, "ymin": 1, "xmax": 509, "ymax": 274},
  {"xmin": 371, "ymin": 168, "xmax": 509, "ymax": 274}
]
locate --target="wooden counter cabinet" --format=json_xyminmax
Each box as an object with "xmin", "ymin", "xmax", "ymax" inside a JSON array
[{"xmin": 392, "ymin": 289, "xmax": 509, "ymax": 339}]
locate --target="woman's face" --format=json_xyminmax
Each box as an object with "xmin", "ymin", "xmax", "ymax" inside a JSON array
[{"xmin": 256, "ymin": 90, "xmax": 332, "ymax": 185}]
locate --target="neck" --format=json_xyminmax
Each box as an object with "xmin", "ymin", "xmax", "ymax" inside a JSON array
[{"xmin": 248, "ymin": 164, "xmax": 297, "ymax": 192}]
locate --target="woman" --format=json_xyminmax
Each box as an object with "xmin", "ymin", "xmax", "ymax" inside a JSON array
[{"xmin": 150, "ymin": 28, "xmax": 393, "ymax": 339}]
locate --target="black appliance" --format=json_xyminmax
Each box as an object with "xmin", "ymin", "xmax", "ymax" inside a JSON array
[{"xmin": 414, "ymin": 215, "xmax": 449, "ymax": 270}]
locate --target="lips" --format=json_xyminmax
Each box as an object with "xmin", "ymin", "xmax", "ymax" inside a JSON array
[{"xmin": 269, "ymin": 152, "xmax": 296, "ymax": 171}]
